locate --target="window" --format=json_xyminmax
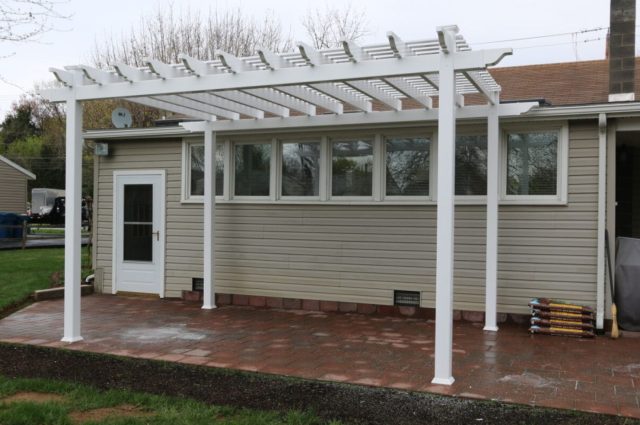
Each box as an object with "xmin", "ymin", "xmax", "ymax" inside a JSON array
[
  {"xmin": 506, "ymin": 131, "xmax": 558, "ymax": 196},
  {"xmin": 455, "ymin": 135, "xmax": 487, "ymax": 196},
  {"xmin": 281, "ymin": 141, "xmax": 321, "ymax": 197},
  {"xmin": 234, "ymin": 143, "xmax": 271, "ymax": 197},
  {"xmin": 385, "ymin": 137, "xmax": 430, "ymax": 196},
  {"xmin": 331, "ymin": 139, "xmax": 373, "ymax": 197},
  {"xmin": 183, "ymin": 141, "xmax": 223, "ymax": 202}
]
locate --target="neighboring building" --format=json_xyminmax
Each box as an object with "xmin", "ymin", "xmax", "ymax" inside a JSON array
[{"xmin": 0, "ymin": 155, "xmax": 36, "ymax": 214}]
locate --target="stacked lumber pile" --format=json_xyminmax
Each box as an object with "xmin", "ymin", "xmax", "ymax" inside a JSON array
[{"xmin": 528, "ymin": 298, "xmax": 595, "ymax": 338}]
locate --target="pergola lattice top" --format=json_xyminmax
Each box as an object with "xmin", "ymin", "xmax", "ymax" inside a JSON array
[{"xmin": 44, "ymin": 29, "xmax": 506, "ymax": 123}]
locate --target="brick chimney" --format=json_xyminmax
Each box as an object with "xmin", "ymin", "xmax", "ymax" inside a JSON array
[{"xmin": 609, "ymin": 0, "xmax": 636, "ymax": 102}]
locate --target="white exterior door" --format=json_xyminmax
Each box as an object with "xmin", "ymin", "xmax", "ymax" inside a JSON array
[{"xmin": 114, "ymin": 171, "xmax": 165, "ymax": 296}]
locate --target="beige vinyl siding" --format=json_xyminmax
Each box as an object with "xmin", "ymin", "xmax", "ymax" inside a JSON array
[
  {"xmin": 94, "ymin": 121, "xmax": 598, "ymax": 315},
  {"xmin": 0, "ymin": 161, "xmax": 28, "ymax": 214}
]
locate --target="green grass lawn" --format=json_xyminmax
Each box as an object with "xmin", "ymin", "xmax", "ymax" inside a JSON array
[
  {"xmin": 0, "ymin": 247, "xmax": 90, "ymax": 312},
  {"xmin": 0, "ymin": 375, "xmax": 341, "ymax": 425},
  {"xmin": 29, "ymin": 227, "xmax": 65, "ymax": 235}
]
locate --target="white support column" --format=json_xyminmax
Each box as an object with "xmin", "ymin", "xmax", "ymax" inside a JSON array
[
  {"xmin": 484, "ymin": 93, "xmax": 500, "ymax": 332},
  {"xmin": 432, "ymin": 25, "xmax": 458, "ymax": 386},
  {"xmin": 203, "ymin": 122, "xmax": 217, "ymax": 310},
  {"xmin": 62, "ymin": 93, "xmax": 84, "ymax": 343},
  {"xmin": 596, "ymin": 113, "xmax": 607, "ymax": 330}
]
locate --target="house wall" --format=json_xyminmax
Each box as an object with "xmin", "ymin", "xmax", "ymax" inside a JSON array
[
  {"xmin": 0, "ymin": 161, "xmax": 28, "ymax": 214},
  {"xmin": 94, "ymin": 120, "xmax": 599, "ymax": 315}
]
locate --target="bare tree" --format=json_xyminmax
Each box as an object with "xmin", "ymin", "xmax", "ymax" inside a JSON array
[
  {"xmin": 302, "ymin": 4, "xmax": 369, "ymax": 49},
  {"xmin": 0, "ymin": 0, "xmax": 69, "ymax": 43},
  {"xmin": 90, "ymin": 4, "xmax": 292, "ymax": 68}
]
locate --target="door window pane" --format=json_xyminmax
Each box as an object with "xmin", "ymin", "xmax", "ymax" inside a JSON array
[
  {"xmin": 456, "ymin": 135, "xmax": 487, "ymax": 195},
  {"xmin": 332, "ymin": 140, "xmax": 373, "ymax": 196},
  {"xmin": 235, "ymin": 143, "xmax": 271, "ymax": 196},
  {"xmin": 123, "ymin": 184, "xmax": 153, "ymax": 262},
  {"xmin": 386, "ymin": 137, "xmax": 430, "ymax": 196},
  {"xmin": 190, "ymin": 144, "xmax": 224, "ymax": 197},
  {"xmin": 507, "ymin": 131, "xmax": 558, "ymax": 195},
  {"xmin": 282, "ymin": 141, "xmax": 321, "ymax": 196}
]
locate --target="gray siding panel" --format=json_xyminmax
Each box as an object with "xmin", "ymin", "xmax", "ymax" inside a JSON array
[
  {"xmin": 95, "ymin": 121, "xmax": 599, "ymax": 314},
  {"xmin": 0, "ymin": 162, "xmax": 28, "ymax": 214}
]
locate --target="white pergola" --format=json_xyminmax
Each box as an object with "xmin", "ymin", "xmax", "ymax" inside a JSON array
[{"xmin": 40, "ymin": 25, "xmax": 536, "ymax": 385}]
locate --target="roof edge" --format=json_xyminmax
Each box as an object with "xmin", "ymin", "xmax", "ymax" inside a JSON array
[{"xmin": 0, "ymin": 155, "xmax": 36, "ymax": 180}]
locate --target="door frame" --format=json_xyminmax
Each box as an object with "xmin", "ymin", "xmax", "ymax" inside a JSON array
[{"xmin": 112, "ymin": 169, "xmax": 166, "ymax": 297}]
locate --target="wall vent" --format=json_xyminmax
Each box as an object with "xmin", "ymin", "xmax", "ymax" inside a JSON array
[
  {"xmin": 192, "ymin": 278, "xmax": 204, "ymax": 292},
  {"xmin": 394, "ymin": 290, "xmax": 420, "ymax": 307}
]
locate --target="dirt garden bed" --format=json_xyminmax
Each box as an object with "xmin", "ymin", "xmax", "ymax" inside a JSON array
[{"xmin": 0, "ymin": 342, "xmax": 636, "ymax": 425}]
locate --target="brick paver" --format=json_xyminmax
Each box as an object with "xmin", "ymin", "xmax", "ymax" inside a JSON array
[{"xmin": 0, "ymin": 295, "xmax": 639, "ymax": 418}]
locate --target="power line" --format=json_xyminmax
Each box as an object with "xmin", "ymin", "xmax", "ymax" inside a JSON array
[
  {"xmin": 471, "ymin": 26, "xmax": 608, "ymax": 46},
  {"xmin": 513, "ymin": 36, "xmax": 606, "ymax": 51}
]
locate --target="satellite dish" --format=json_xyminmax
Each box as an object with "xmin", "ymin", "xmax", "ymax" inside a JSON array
[{"xmin": 111, "ymin": 107, "xmax": 132, "ymax": 129}]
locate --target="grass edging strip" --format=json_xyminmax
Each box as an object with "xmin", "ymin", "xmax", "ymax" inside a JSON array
[{"xmin": 0, "ymin": 343, "xmax": 635, "ymax": 425}]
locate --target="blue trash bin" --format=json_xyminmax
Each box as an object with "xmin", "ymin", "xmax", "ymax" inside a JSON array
[
  {"xmin": 0, "ymin": 213, "xmax": 25, "ymax": 238},
  {"xmin": 0, "ymin": 212, "xmax": 13, "ymax": 238},
  {"xmin": 14, "ymin": 215, "xmax": 29, "ymax": 239}
]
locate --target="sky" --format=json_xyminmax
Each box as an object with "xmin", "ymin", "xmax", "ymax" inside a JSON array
[{"xmin": 0, "ymin": 0, "xmax": 620, "ymax": 118}]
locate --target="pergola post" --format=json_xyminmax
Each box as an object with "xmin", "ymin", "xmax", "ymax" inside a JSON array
[
  {"xmin": 202, "ymin": 123, "xmax": 217, "ymax": 310},
  {"xmin": 484, "ymin": 93, "xmax": 500, "ymax": 331},
  {"xmin": 432, "ymin": 25, "xmax": 458, "ymax": 386},
  {"xmin": 62, "ymin": 93, "xmax": 84, "ymax": 343}
]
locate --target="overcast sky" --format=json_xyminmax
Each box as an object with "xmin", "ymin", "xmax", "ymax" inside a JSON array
[{"xmin": 0, "ymin": 0, "xmax": 621, "ymax": 118}]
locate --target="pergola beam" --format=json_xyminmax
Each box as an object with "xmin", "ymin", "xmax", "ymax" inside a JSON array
[
  {"xmin": 309, "ymin": 83, "xmax": 372, "ymax": 112},
  {"xmin": 245, "ymin": 88, "xmax": 316, "ymax": 116},
  {"xmin": 215, "ymin": 90, "xmax": 290, "ymax": 117},
  {"xmin": 387, "ymin": 31, "xmax": 407, "ymax": 58},
  {"xmin": 126, "ymin": 97, "xmax": 216, "ymax": 121},
  {"xmin": 463, "ymin": 70, "xmax": 497, "ymax": 105},
  {"xmin": 195, "ymin": 102, "xmax": 537, "ymax": 132},
  {"xmin": 41, "ymin": 47, "xmax": 512, "ymax": 102},
  {"xmin": 277, "ymin": 86, "xmax": 343, "ymax": 114},
  {"xmin": 384, "ymin": 77, "xmax": 432, "ymax": 108},
  {"xmin": 182, "ymin": 93, "xmax": 265, "ymax": 119},
  {"xmin": 157, "ymin": 95, "xmax": 240, "ymax": 120}
]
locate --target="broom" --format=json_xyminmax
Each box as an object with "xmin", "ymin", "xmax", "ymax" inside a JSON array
[{"xmin": 605, "ymin": 229, "xmax": 619, "ymax": 339}]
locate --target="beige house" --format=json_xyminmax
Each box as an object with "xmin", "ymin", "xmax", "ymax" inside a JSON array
[
  {"xmin": 0, "ymin": 155, "xmax": 35, "ymax": 214},
  {"xmin": 40, "ymin": 7, "xmax": 640, "ymax": 383}
]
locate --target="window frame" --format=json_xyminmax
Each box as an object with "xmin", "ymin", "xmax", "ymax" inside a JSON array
[
  {"xmin": 230, "ymin": 138, "xmax": 275, "ymax": 201},
  {"xmin": 381, "ymin": 130, "xmax": 434, "ymax": 202},
  {"xmin": 277, "ymin": 137, "xmax": 324, "ymax": 201},
  {"xmin": 500, "ymin": 123, "xmax": 569, "ymax": 205},
  {"xmin": 180, "ymin": 138, "xmax": 225, "ymax": 203},
  {"xmin": 328, "ymin": 135, "xmax": 378, "ymax": 201},
  {"xmin": 179, "ymin": 123, "xmax": 569, "ymax": 206},
  {"xmin": 453, "ymin": 128, "xmax": 488, "ymax": 204}
]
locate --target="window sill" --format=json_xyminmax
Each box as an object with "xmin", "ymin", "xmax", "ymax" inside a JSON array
[{"xmin": 179, "ymin": 198, "xmax": 569, "ymax": 207}]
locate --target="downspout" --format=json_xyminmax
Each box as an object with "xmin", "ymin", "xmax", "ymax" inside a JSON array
[{"xmin": 596, "ymin": 113, "xmax": 607, "ymax": 331}]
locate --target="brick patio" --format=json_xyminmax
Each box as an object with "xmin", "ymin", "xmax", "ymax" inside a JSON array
[{"xmin": 0, "ymin": 295, "xmax": 639, "ymax": 418}]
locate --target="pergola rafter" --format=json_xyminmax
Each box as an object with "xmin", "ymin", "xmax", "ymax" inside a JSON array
[{"xmin": 40, "ymin": 25, "xmax": 539, "ymax": 387}]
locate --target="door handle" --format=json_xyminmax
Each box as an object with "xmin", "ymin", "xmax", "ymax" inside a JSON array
[{"xmin": 152, "ymin": 230, "xmax": 160, "ymax": 241}]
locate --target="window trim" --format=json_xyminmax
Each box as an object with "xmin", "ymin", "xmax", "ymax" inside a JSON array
[
  {"xmin": 500, "ymin": 123, "xmax": 569, "ymax": 205},
  {"xmin": 382, "ymin": 131, "xmax": 434, "ymax": 201}
]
